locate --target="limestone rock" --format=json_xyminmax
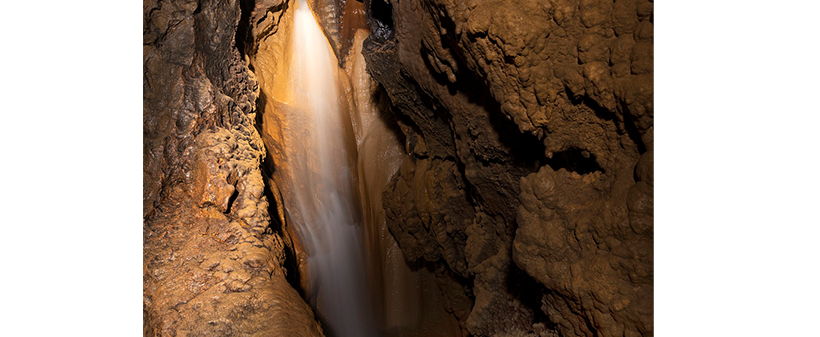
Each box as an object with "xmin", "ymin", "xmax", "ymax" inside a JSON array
[
  {"xmin": 362, "ymin": 0, "xmax": 653, "ymax": 335},
  {"xmin": 143, "ymin": 0, "xmax": 325, "ymax": 335}
]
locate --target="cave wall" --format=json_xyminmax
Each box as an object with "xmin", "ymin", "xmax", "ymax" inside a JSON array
[
  {"xmin": 362, "ymin": 0, "xmax": 654, "ymax": 336},
  {"xmin": 143, "ymin": 0, "xmax": 324, "ymax": 335},
  {"xmin": 143, "ymin": 0, "xmax": 653, "ymax": 334}
]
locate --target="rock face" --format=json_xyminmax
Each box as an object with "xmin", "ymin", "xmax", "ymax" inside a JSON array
[
  {"xmin": 143, "ymin": 0, "xmax": 324, "ymax": 335},
  {"xmin": 361, "ymin": 0, "xmax": 653, "ymax": 336}
]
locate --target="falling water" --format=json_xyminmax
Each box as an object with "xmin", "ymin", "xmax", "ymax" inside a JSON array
[{"xmin": 282, "ymin": 1, "xmax": 378, "ymax": 336}]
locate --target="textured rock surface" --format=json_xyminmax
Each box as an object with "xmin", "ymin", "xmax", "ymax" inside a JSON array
[
  {"xmin": 362, "ymin": 0, "xmax": 653, "ymax": 336},
  {"xmin": 143, "ymin": 0, "xmax": 324, "ymax": 335}
]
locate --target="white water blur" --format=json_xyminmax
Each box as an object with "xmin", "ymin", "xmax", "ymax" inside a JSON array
[{"xmin": 286, "ymin": 1, "xmax": 378, "ymax": 336}]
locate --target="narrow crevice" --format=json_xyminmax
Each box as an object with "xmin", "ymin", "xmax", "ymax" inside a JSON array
[
  {"xmin": 367, "ymin": 0, "xmax": 394, "ymax": 41},
  {"xmin": 225, "ymin": 186, "xmax": 239, "ymax": 214},
  {"xmin": 235, "ymin": 0, "xmax": 255, "ymax": 57},
  {"xmin": 257, "ymin": 136, "xmax": 307, "ymax": 299},
  {"xmin": 487, "ymin": 103, "xmax": 549, "ymax": 172},
  {"xmin": 507, "ymin": 265, "xmax": 546, "ymax": 320},
  {"xmin": 544, "ymin": 147, "xmax": 604, "ymax": 175},
  {"xmin": 254, "ymin": 91, "xmax": 269, "ymax": 145},
  {"xmin": 457, "ymin": 62, "xmax": 548, "ymax": 173},
  {"xmin": 260, "ymin": 157, "xmax": 281, "ymax": 231},
  {"xmin": 507, "ymin": 264, "xmax": 559, "ymax": 333},
  {"xmin": 622, "ymin": 107, "xmax": 646, "ymax": 154},
  {"xmin": 566, "ymin": 90, "xmax": 614, "ymax": 122}
]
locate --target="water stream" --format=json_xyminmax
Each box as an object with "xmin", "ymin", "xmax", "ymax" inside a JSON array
[{"xmin": 283, "ymin": 1, "xmax": 378, "ymax": 336}]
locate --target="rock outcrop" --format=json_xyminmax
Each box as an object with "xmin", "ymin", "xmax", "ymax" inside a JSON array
[
  {"xmin": 362, "ymin": 0, "xmax": 653, "ymax": 336},
  {"xmin": 143, "ymin": 0, "xmax": 324, "ymax": 335}
]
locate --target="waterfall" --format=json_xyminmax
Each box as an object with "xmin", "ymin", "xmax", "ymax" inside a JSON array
[{"xmin": 276, "ymin": 1, "xmax": 379, "ymax": 336}]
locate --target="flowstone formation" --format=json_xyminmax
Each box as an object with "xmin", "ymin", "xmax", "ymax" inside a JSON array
[
  {"xmin": 143, "ymin": 0, "xmax": 324, "ymax": 335},
  {"xmin": 362, "ymin": 0, "xmax": 654, "ymax": 336}
]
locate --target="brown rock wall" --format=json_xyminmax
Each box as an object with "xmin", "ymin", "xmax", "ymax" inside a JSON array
[
  {"xmin": 363, "ymin": 0, "xmax": 653, "ymax": 336},
  {"xmin": 143, "ymin": 0, "xmax": 324, "ymax": 335}
]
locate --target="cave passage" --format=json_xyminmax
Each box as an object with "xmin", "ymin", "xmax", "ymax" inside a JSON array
[{"xmin": 144, "ymin": 0, "xmax": 655, "ymax": 335}]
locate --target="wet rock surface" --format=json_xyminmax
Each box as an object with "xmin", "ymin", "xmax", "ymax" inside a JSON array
[
  {"xmin": 362, "ymin": 0, "xmax": 653, "ymax": 336},
  {"xmin": 143, "ymin": 0, "xmax": 324, "ymax": 335}
]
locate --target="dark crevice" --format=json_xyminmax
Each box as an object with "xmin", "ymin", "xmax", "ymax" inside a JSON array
[
  {"xmin": 395, "ymin": 109, "xmax": 424, "ymax": 157},
  {"xmin": 460, "ymin": 65, "xmax": 548, "ymax": 173},
  {"xmin": 583, "ymin": 312, "xmax": 599, "ymax": 337},
  {"xmin": 253, "ymin": 95, "xmax": 305, "ymax": 297},
  {"xmin": 261, "ymin": 150, "xmax": 277, "ymax": 181},
  {"xmin": 255, "ymin": 90, "xmax": 269, "ymax": 139},
  {"xmin": 504, "ymin": 54, "xmax": 516, "ymax": 65},
  {"xmin": 259, "ymin": 151, "xmax": 306, "ymax": 299},
  {"xmin": 507, "ymin": 264, "xmax": 551, "ymax": 327},
  {"xmin": 260, "ymin": 160, "xmax": 281, "ymax": 232},
  {"xmin": 225, "ymin": 186, "xmax": 239, "ymax": 214},
  {"xmin": 544, "ymin": 147, "xmax": 604, "ymax": 175},
  {"xmin": 623, "ymin": 109, "xmax": 646, "ymax": 154},
  {"xmin": 455, "ymin": 155, "xmax": 482, "ymax": 207},
  {"xmin": 488, "ymin": 104, "xmax": 548, "ymax": 172},
  {"xmin": 566, "ymin": 90, "xmax": 614, "ymax": 122},
  {"xmin": 368, "ymin": 0, "xmax": 394, "ymax": 41},
  {"xmin": 236, "ymin": 0, "xmax": 255, "ymax": 57}
]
